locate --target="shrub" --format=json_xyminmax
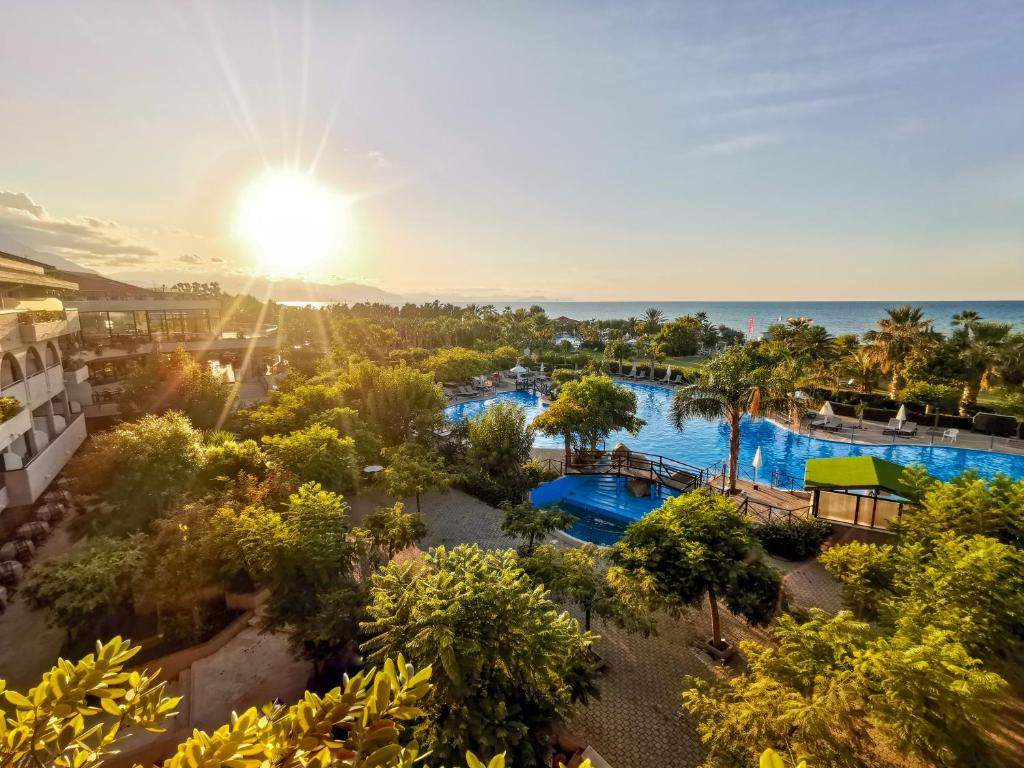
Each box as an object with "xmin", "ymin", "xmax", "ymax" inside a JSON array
[
  {"xmin": 753, "ymin": 517, "xmax": 832, "ymax": 560},
  {"xmin": 0, "ymin": 395, "xmax": 23, "ymax": 422},
  {"xmin": 902, "ymin": 381, "xmax": 961, "ymax": 412}
]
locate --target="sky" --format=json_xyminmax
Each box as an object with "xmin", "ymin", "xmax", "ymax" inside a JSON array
[{"xmin": 1, "ymin": 0, "xmax": 1023, "ymax": 301}]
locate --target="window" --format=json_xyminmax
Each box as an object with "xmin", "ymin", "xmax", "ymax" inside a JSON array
[{"xmin": 1, "ymin": 354, "xmax": 22, "ymax": 387}]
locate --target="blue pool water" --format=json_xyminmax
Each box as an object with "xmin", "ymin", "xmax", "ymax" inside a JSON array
[
  {"xmin": 532, "ymin": 474, "xmax": 682, "ymax": 546},
  {"xmin": 445, "ymin": 382, "xmax": 1024, "ymax": 483}
]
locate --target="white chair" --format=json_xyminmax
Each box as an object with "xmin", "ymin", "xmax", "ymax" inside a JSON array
[{"xmin": 942, "ymin": 428, "xmax": 959, "ymax": 443}]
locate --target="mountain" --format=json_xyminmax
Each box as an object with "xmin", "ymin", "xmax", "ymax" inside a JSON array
[
  {"xmin": 114, "ymin": 269, "xmax": 404, "ymax": 304},
  {"xmin": 0, "ymin": 233, "xmax": 98, "ymax": 274}
]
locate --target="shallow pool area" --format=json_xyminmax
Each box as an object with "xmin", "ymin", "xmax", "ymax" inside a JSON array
[{"xmin": 445, "ymin": 382, "xmax": 1024, "ymax": 483}]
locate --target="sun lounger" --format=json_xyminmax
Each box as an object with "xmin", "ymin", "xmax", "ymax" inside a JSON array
[
  {"xmin": 882, "ymin": 418, "xmax": 899, "ymax": 434},
  {"xmin": 635, "ymin": 370, "xmax": 648, "ymax": 380},
  {"xmin": 898, "ymin": 421, "xmax": 918, "ymax": 437},
  {"xmin": 811, "ymin": 416, "xmax": 844, "ymax": 432},
  {"xmin": 625, "ymin": 365, "xmax": 637, "ymax": 379}
]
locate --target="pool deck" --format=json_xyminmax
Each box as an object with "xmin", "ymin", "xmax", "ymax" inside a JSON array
[{"xmin": 781, "ymin": 414, "xmax": 1024, "ymax": 456}]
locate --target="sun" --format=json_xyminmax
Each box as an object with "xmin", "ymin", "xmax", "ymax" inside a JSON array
[{"xmin": 235, "ymin": 169, "xmax": 349, "ymax": 276}]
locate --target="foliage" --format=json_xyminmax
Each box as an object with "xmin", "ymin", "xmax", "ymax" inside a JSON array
[
  {"xmin": 819, "ymin": 541, "xmax": 898, "ymax": 620},
  {"xmin": 22, "ymin": 536, "xmax": 148, "ymax": 641},
  {"xmin": 533, "ymin": 375, "xmax": 643, "ymax": 465},
  {"xmin": 612, "ymin": 491, "xmax": 781, "ymax": 647},
  {"xmin": 521, "ymin": 543, "xmax": 656, "ymax": 635},
  {"xmin": 753, "ymin": 517, "xmax": 832, "ymax": 560},
  {"xmin": 0, "ymin": 637, "xmax": 179, "ymax": 768},
  {"xmin": 262, "ymin": 423, "xmax": 359, "ymax": 493},
  {"xmin": 900, "ymin": 380, "xmax": 960, "ymax": 413},
  {"xmin": 655, "ymin": 315, "xmax": 703, "ymax": 356},
  {"xmin": 198, "ymin": 438, "xmax": 267, "ymax": 488},
  {"xmin": 237, "ymin": 483, "xmax": 365, "ymax": 672},
  {"xmin": 0, "ymin": 395, "xmax": 23, "ymax": 422},
  {"xmin": 863, "ymin": 306, "xmax": 939, "ymax": 398},
  {"xmin": 0, "ymin": 638, "xmax": 535, "ymax": 768},
  {"xmin": 892, "ymin": 534, "xmax": 1024, "ymax": 657},
  {"xmin": 423, "ymin": 346, "xmax": 492, "ymax": 381},
  {"xmin": 120, "ymin": 347, "xmax": 233, "ymax": 429},
  {"xmin": 234, "ymin": 380, "xmax": 344, "ymax": 438},
  {"xmin": 382, "ymin": 442, "xmax": 454, "ymax": 513},
  {"xmin": 671, "ymin": 344, "xmax": 795, "ymax": 491},
  {"xmin": 343, "ymin": 360, "xmax": 446, "ymax": 446},
  {"xmin": 361, "ymin": 545, "xmax": 596, "ymax": 767},
  {"xmin": 68, "ymin": 411, "xmax": 204, "ymax": 531},
  {"xmin": 683, "ymin": 609, "xmax": 1007, "ymax": 768},
  {"xmin": 460, "ymin": 400, "xmax": 544, "ymax": 504},
  {"xmin": 500, "ymin": 501, "xmax": 576, "ymax": 555},
  {"xmin": 363, "ymin": 501, "xmax": 428, "ymax": 568},
  {"xmin": 894, "ymin": 470, "xmax": 1024, "ymax": 549}
]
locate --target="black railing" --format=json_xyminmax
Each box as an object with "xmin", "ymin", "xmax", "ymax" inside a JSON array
[{"xmin": 771, "ymin": 468, "xmax": 802, "ymax": 491}]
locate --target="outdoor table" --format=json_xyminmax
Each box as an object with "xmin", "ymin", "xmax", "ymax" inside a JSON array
[
  {"xmin": 363, "ymin": 464, "xmax": 385, "ymax": 481},
  {"xmin": 17, "ymin": 521, "xmax": 50, "ymax": 543},
  {"xmin": 0, "ymin": 559, "xmax": 24, "ymax": 585}
]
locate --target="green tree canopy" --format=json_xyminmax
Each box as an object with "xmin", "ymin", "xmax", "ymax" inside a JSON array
[
  {"xmin": 362, "ymin": 501, "xmax": 428, "ymax": 568},
  {"xmin": 382, "ymin": 442, "xmax": 454, "ymax": 513},
  {"xmin": 423, "ymin": 346, "xmax": 492, "ymax": 381},
  {"xmin": 120, "ymin": 346, "xmax": 233, "ymax": 429},
  {"xmin": 262, "ymin": 423, "xmax": 359, "ymax": 493},
  {"xmin": 499, "ymin": 501, "xmax": 575, "ymax": 555},
  {"xmin": 343, "ymin": 360, "xmax": 446, "ymax": 446},
  {"xmin": 361, "ymin": 545, "xmax": 595, "ymax": 767},
  {"xmin": 612, "ymin": 491, "xmax": 781, "ymax": 649},
  {"xmin": 68, "ymin": 411, "xmax": 204, "ymax": 530}
]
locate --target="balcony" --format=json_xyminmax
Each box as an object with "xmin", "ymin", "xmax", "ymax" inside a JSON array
[
  {"xmin": 3, "ymin": 412, "xmax": 87, "ymax": 507},
  {"xmin": 26, "ymin": 371, "xmax": 49, "ymax": 404},
  {"xmin": 0, "ymin": 408, "xmax": 31, "ymax": 452},
  {"xmin": 63, "ymin": 364, "xmax": 89, "ymax": 385},
  {"xmin": 0, "ymin": 380, "xmax": 28, "ymax": 410},
  {"xmin": 18, "ymin": 309, "xmax": 80, "ymax": 343}
]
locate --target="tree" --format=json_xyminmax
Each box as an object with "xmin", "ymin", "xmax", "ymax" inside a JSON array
[
  {"xmin": 611, "ymin": 491, "xmax": 780, "ymax": 651},
  {"xmin": 423, "ymin": 346, "xmax": 492, "ymax": 382},
  {"xmin": 522, "ymin": 543, "xmax": 654, "ymax": 634},
  {"xmin": 500, "ymin": 501, "xmax": 575, "ymax": 555},
  {"xmin": 120, "ymin": 346, "xmax": 233, "ymax": 429},
  {"xmin": 460, "ymin": 400, "xmax": 543, "ymax": 503},
  {"xmin": 234, "ymin": 380, "xmax": 344, "ymax": 438},
  {"xmin": 602, "ymin": 332, "xmax": 630, "ymax": 371},
  {"xmin": 22, "ymin": 536, "xmax": 148, "ymax": 643},
  {"xmin": 382, "ymin": 442, "xmax": 453, "ymax": 514},
  {"xmin": 637, "ymin": 335, "xmax": 666, "ymax": 377},
  {"xmin": 67, "ymin": 411, "xmax": 204, "ymax": 530},
  {"xmin": 863, "ymin": 306, "xmax": 938, "ymax": 398},
  {"xmin": 683, "ymin": 609, "xmax": 1007, "ymax": 768},
  {"xmin": 655, "ymin": 315, "xmax": 703, "ymax": 356},
  {"xmin": 237, "ymin": 483, "xmax": 365, "ymax": 676},
  {"xmin": 262, "ymin": 423, "xmax": 359, "ymax": 493},
  {"xmin": 198, "ymin": 438, "xmax": 267, "ymax": 488},
  {"xmin": 363, "ymin": 501, "xmax": 428, "ymax": 567},
  {"xmin": 532, "ymin": 375, "xmax": 644, "ymax": 464},
  {"xmin": 671, "ymin": 344, "xmax": 794, "ymax": 492},
  {"xmin": 344, "ymin": 360, "xmax": 446, "ymax": 446},
  {"xmin": 950, "ymin": 318, "xmax": 1014, "ymax": 413},
  {"xmin": 0, "ymin": 638, "xmax": 530, "ymax": 768},
  {"xmin": 361, "ymin": 545, "xmax": 596, "ymax": 767},
  {"xmin": 643, "ymin": 307, "xmax": 666, "ymax": 333},
  {"xmin": 819, "ymin": 540, "xmax": 897, "ymax": 619}
]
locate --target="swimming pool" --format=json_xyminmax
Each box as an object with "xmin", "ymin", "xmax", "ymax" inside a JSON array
[{"xmin": 445, "ymin": 382, "xmax": 1024, "ymax": 483}]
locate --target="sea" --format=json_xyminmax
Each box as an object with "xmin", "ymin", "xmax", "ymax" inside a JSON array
[{"xmin": 279, "ymin": 299, "xmax": 1024, "ymax": 337}]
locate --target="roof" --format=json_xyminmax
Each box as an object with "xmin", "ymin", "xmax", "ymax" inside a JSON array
[
  {"xmin": 804, "ymin": 456, "xmax": 923, "ymax": 499},
  {"xmin": 50, "ymin": 270, "xmax": 154, "ymax": 298}
]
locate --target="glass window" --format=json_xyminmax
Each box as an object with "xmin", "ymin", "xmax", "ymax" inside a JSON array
[{"xmin": 79, "ymin": 311, "xmax": 110, "ymax": 343}]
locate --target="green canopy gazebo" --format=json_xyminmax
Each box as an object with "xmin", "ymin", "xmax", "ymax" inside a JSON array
[{"xmin": 804, "ymin": 456, "xmax": 925, "ymax": 530}]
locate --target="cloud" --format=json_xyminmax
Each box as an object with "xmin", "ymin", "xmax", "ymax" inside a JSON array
[
  {"xmin": 180, "ymin": 253, "xmax": 202, "ymax": 263},
  {"xmin": 0, "ymin": 191, "xmax": 45, "ymax": 218},
  {"xmin": 210, "ymin": 256, "xmax": 225, "ymax": 263},
  {"xmin": 687, "ymin": 133, "xmax": 781, "ymax": 157},
  {"xmin": 0, "ymin": 189, "xmax": 159, "ymax": 267}
]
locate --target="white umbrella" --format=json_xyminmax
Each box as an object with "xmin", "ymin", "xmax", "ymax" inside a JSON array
[
  {"xmin": 663, "ymin": 364, "xmax": 672, "ymax": 383},
  {"xmin": 752, "ymin": 447, "xmax": 763, "ymax": 486},
  {"xmin": 896, "ymin": 404, "xmax": 907, "ymax": 426},
  {"xmin": 819, "ymin": 401, "xmax": 834, "ymax": 417},
  {"xmin": 539, "ymin": 362, "xmax": 545, "ymax": 373},
  {"xmin": 510, "ymin": 363, "xmax": 527, "ymax": 377}
]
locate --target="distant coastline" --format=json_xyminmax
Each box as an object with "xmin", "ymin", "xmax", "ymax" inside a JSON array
[{"xmin": 277, "ymin": 299, "xmax": 1024, "ymax": 336}]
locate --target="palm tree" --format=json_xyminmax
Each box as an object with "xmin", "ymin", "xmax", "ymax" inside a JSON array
[
  {"xmin": 842, "ymin": 347, "xmax": 880, "ymax": 393},
  {"xmin": 671, "ymin": 346, "xmax": 794, "ymax": 492},
  {"xmin": 952, "ymin": 319, "xmax": 1013, "ymax": 414},
  {"xmin": 643, "ymin": 307, "xmax": 666, "ymax": 333},
  {"xmin": 863, "ymin": 306, "xmax": 937, "ymax": 398}
]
